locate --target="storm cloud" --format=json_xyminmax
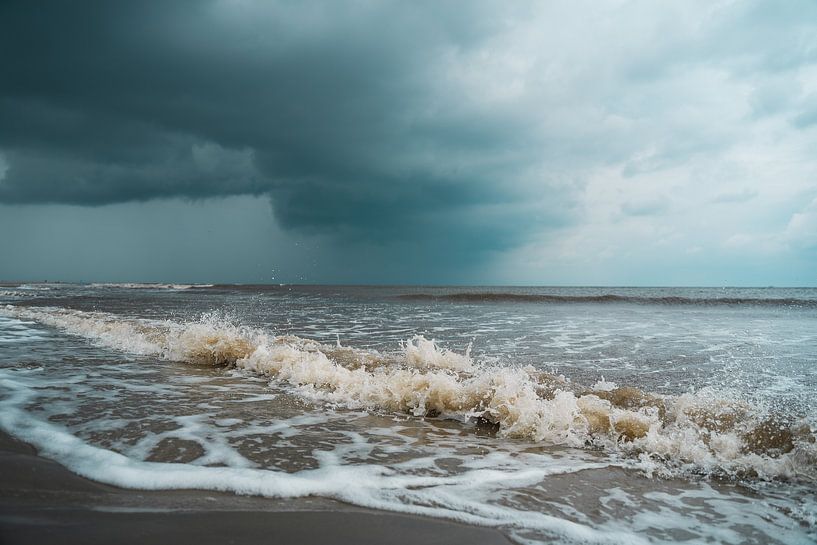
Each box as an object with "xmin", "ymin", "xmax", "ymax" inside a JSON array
[
  {"xmin": 0, "ymin": 0, "xmax": 573, "ymax": 255},
  {"xmin": 1, "ymin": 1, "xmax": 816, "ymax": 284}
]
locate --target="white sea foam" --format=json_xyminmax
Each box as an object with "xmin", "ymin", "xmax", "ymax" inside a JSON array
[
  {"xmin": 403, "ymin": 335, "xmax": 474, "ymax": 371},
  {"xmin": 0, "ymin": 290, "xmax": 40, "ymax": 298},
  {"xmin": 89, "ymin": 283, "xmax": 213, "ymax": 290},
  {"xmin": 0, "ymin": 367, "xmax": 636, "ymax": 544},
  {"xmin": 0, "ymin": 314, "xmax": 49, "ymax": 343},
  {"xmin": 592, "ymin": 377, "xmax": 617, "ymax": 392},
  {"xmin": 2, "ymin": 304, "xmax": 815, "ymax": 484},
  {"xmin": 17, "ymin": 284, "xmax": 53, "ymax": 291}
]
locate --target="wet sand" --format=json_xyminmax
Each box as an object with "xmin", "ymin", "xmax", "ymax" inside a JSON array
[{"xmin": 0, "ymin": 431, "xmax": 512, "ymax": 545}]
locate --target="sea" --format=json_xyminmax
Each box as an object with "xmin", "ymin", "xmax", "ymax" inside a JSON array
[{"xmin": 1, "ymin": 283, "xmax": 815, "ymax": 544}]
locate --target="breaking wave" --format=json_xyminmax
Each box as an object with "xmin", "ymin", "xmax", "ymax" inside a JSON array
[
  {"xmin": 0, "ymin": 290, "xmax": 40, "ymax": 298},
  {"xmin": 88, "ymin": 283, "xmax": 214, "ymax": 290},
  {"xmin": 397, "ymin": 293, "xmax": 817, "ymax": 308},
  {"xmin": 3, "ymin": 304, "xmax": 815, "ymax": 483}
]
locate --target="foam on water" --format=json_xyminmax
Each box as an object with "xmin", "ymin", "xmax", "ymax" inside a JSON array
[
  {"xmin": 88, "ymin": 283, "xmax": 214, "ymax": 290},
  {"xmin": 0, "ymin": 314, "xmax": 50, "ymax": 343},
  {"xmin": 3, "ymin": 304, "xmax": 815, "ymax": 484},
  {"xmin": 0, "ymin": 290, "xmax": 41, "ymax": 298},
  {"xmin": 16, "ymin": 284, "xmax": 53, "ymax": 291},
  {"xmin": 403, "ymin": 335, "xmax": 474, "ymax": 372},
  {"xmin": 0, "ymin": 361, "xmax": 641, "ymax": 544}
]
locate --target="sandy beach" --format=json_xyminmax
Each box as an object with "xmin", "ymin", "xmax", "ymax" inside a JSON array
[{"xmin": 0, "ymin": 431, "xmax": 512, "ymax": 545}]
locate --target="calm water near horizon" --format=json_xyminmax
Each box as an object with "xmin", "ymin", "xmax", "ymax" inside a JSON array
[{"xmin": 1, "ymin": 283, "xmax": 816, "ymax": 543}]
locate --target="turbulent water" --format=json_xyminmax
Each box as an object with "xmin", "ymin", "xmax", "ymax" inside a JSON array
[{"xmin": 1, "ymin": 284, "xmax": 816, "ymax": 544}]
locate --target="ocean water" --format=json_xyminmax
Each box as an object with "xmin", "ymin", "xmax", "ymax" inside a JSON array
[{"xmin": 1, "ymin": 284, "xmax": 816, "ymax": 544}]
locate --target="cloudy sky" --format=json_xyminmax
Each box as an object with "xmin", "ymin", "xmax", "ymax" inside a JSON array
[{"xmin": 1, "ymin": 0, "xmax": 815, "ymax": 285}]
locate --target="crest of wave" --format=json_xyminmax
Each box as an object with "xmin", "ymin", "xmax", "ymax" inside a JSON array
[
  {"xmin": 402, "ymin": 335, "xmax": 474, "ymax": 371},
  {"xmin": 238, "ymin": 342, "xmax": 585, "ymax": 444}
]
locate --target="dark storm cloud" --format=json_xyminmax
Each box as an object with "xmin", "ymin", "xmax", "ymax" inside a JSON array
[{"xmin": 0, "ymin": 0, "xmax": 567, "ymax": 258}]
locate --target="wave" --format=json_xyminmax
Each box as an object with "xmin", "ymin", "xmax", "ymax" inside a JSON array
[
  {"xmin": 2, "ymin": 303, "xmax": 815, "ymax": 483},
  {"xmin": 397, "ymin": 293, "xmax": 817, "ymax": 308},
  {"xmin": 88, "ymin": 283, "xmax": 214, "ymax": 290},
  {"xmin": 0, "ymin": 290, "xmax": 40, "ymax": 298}
]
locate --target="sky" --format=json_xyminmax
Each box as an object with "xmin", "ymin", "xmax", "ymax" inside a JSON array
[{"xmin": 1, "ymin": 0, "xmax": 816, "ymax": 286}]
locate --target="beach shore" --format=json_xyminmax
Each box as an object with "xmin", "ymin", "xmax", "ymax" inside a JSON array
[{"xmin": 0, "ymin": 431, "xmax": 512, "ymax": 545}]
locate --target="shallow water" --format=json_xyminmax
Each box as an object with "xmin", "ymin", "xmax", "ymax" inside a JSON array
[{"xmin": 1, "ymin": 284, "xmax": 815, "ymax": 544}]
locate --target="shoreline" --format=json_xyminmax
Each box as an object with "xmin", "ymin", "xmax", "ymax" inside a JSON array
[{"xmin": 0, "ymin": 431, "xmax": 512, "ymax": 545}]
